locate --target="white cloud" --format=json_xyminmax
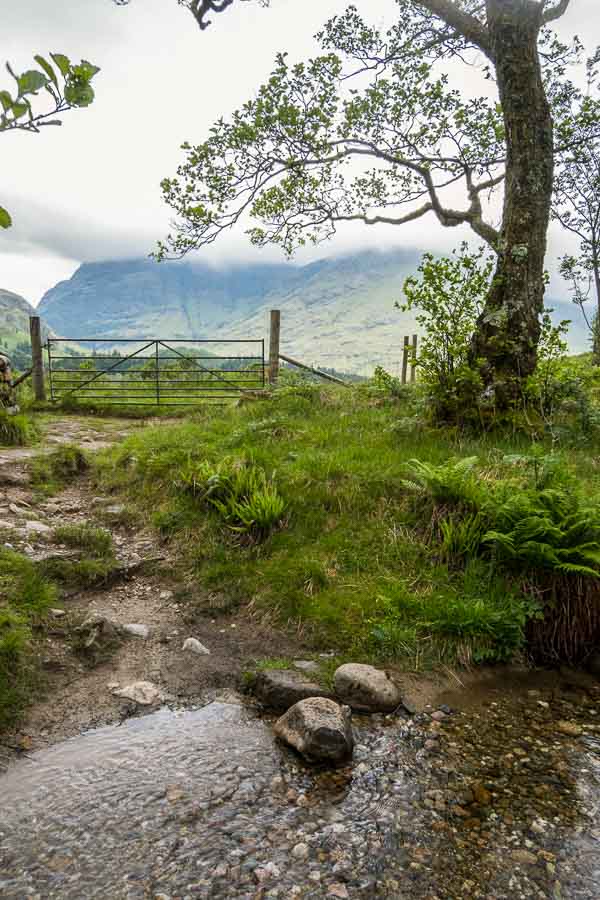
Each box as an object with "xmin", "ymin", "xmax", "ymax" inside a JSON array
[{"xmin": 1, "ymin": 0, "xmax": 599, "ymax": 304}]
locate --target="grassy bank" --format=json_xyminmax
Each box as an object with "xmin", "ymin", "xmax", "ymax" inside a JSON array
[
  {"xmin": 94, "ymin": 383, "xmax": 600, "ymax": 668},
  {"xmin": 0, "ymin": 549, "xmax": 57, "ymax": 731}
]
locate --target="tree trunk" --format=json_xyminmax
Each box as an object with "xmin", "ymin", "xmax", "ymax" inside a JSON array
[
  {"xmin": 592, "ymin": 253, "xmax": 600, "ymax": 365},
  {"xmin": 470, "ymin": 0, "xmax": 554, "ymax": 407}
]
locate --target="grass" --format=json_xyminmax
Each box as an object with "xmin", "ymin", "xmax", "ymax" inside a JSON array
[
  {"xmin": 53, "ymin": 523, "xmax": 113, "ymax": 556},
  {"xmin": 0, "ymin": 548, "xmax": 57, "ymax": 730},
  {"xmin": 93, "ymin": 382, "xmax": 600, "ymax": 668},
  {"xmin": 29, "ymin": 444, "xmax": 89, "ymax": 494},
  {"xmin": 0, "ymin": 410, "xmax": 39, "ymax": 447}
]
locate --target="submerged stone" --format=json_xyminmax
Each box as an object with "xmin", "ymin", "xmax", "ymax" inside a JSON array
[{"xmin": 274, "ymin": 697, "xmax": 354, "ymax": 762}]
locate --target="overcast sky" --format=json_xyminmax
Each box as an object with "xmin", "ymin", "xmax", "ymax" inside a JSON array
[{"xmin": 1, "ymin": 0, "xmax": 599, "ymax": 305}]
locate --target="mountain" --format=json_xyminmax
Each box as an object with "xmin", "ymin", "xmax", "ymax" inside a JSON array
[
  {"xmin": 0, "ymin": 288, "xmax": 53, "ymax": 367},
  {"xmin": 38, "ymin": 253, "xmax": 592, "ymax": 375}
]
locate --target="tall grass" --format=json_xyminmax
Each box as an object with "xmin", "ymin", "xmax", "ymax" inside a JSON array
[
  {"xmin": 0, "ymin": 549, "xmax": 57, "ymax": 729},
  {"xmin": 91, "ymin": 383, "xmax": 600, "ymax": 667}
]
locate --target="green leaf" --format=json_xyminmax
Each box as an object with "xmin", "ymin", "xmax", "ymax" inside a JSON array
[
  {"xmin": 17, "ymin": 70, "xmax": 48, "ymax": 96},
  {"xmin": 50, "ymin": 53, "xmax": 71, "ymax": 77},
  {"xmin": 0, "ymin": 91, "xmax": 12, "ymax": 112},
  {"xmin": 0, "ymin": 206, "xmax": 12, "ymax": 229},
  {"xmin": 34, "ymin": 55, "xmax": 58, "ymax": 87},
  {"xmin": 10, "ymin": 101, "xmax": 30, "ymax": 120},
  {"xmin": 64, "ymin": 83, "xmax": 95, "ymax": 108},
  {"xmin": 76, "ymin": 60, "xmax": 101, "ymax": 79}
]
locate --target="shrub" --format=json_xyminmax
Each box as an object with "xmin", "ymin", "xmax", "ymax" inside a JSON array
[{"xmin": 400, "ymin": 243, "xmax": 492, "ymax": 421}]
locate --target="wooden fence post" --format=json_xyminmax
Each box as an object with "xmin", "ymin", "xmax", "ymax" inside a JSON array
[
  {"xmin": 29, "ymin": 315, "xmax": 46, "ymax": 402},
  {"xmin": 410, "ymin": 333, "xmax": 418, "ymax": 383},
  {"xmin": 401, "ymin": 335, "xmax": 410, "ymax": 385},
  {"xmin": 269, "ymin": 309, "xmax": 280, "ymax": 385}
]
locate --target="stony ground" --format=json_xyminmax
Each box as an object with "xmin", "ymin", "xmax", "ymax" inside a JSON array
[{"xmin": 0, "ymin": 415, "xmax": 305, "ymax": 755}]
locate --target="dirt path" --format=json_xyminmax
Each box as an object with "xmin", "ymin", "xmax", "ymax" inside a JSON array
[{"xmin": 1, "ymin": 416, "xmax": 305, "ymax": 753}]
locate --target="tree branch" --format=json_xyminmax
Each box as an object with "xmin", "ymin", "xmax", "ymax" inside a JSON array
[
  {"xmin": 541, "ymin": 0, "xmax": 572, "ymax": 25},
  {"xmin": 414, "ymin": 0, "xmax": 492, "ymax": 57}
]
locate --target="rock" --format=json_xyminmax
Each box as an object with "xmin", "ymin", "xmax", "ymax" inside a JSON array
[
  {"xmin": 431, "ymin": 710, "xmax": 447, "ymax": 722},
  {"xmin": 9, "ymin": 502, "xmax": 27, "ymax": 516},
  {"xmin": 293, "ymin": 659, "xmax": 320, "ymax": 674},
  {"xmin": 291, "ymin": 842, "xmax": 309, "ymax": 860},
  {"xmin": 333, "ymin": 663, "xmax": 402, "ymax": 713},
  {"xmin": 112, "ymin": 681, "xmax": 161, "ymax": 705},
  {"xmin": 183, "ymin": 637, "xmax": 211, "ymax": 656},
  {"xmin": 104, "ymin": 504, "xmax": 126, "ymax": 516},
  {"xmin": 472, "ymin": 782, "xmax": 492, "ymax": 806},
  {"xmin": 49, "ymin": 608, "xmax": 66, "ymax": 618},
  {"xmin": 0, "ymin": 469, "xmax": 29, "ymax": 487},
  {"xmin": 328, "ymin": 885, "xmax": 350, "ymax": 899},
  {"xmin": 122, "ymin": 623, "xmax": 150, "ymax": 639},
  {"xmin": 511, "ymin": 849, "xmax": 538, "ymax": 866},
  {"xmin": 24, "ymin": 521, "xmax": 52, "ymax": 535},
  {"xmin": 253, "ymin": 669, "xmax": 332, "ymax": 712},
  {"xmin": 76, "ymin": 613, "xmax": 124, "ymax": 650},
  {"xmin": 557, "ymin": 720, "xmax": 583, "ymax": 737},
  {"xmin": 273, "ymin": 697, "xmax": 354, "ymax": 763}
]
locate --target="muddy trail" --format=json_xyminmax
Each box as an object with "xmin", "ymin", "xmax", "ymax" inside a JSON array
[
  {"xmin": 0, "ymin": 416, "xmax": 304, "ymax": 753},
  {"xmin": 1, "ymin": 417, "xmax": 600, "ymax": 898}
]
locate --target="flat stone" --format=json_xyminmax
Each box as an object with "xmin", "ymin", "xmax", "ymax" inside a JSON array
[
  {"xmin": 274, "ymin": 697, "xmax": 354, "ymax": 763},
  {"xmin": 333, "ymin": 663, "xmax": 402, "ymax": 713},
  {"xmin": 9, "ymin": 502, "xmax": 28, "ymax": 516},
  {"xmin": 0, "ymin": 469, "xmax": 30, "ymax": 487},
  {"xmin": 49, "ymin": 608, "xmax": 67, "ymax": 618},
  {"xmin": 104, "ymin": 504, "xmax": 126, "ymax": 516},
  {"xmin": 112, "ymin": 680, "xmax": 161, "ymax": 705},
  {"xmin": 556, "ymin": 720, "xmax": 583, "ymax": 737},
  {"xmin": 122, "ymin": 623, "xmax": 151, "ymax": 639},
  {"xmin": 293, "ymin": 659, "xmax": 320, "ymax": 674},
  {"xmin": 253, "ymin": 668, "xmax": 332, "ymax": 712},
  {"xmin": 24, "ymin": 521, "xmax": 52, "ymax": 535},
  {"xmin": 183, "ymin": 637, "xmax": 211, "ymax": 655}
]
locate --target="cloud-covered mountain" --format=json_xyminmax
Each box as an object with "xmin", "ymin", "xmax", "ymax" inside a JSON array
[{"xmin": 37, "ymin": 251, "xmax": 591, "ymax": 375}]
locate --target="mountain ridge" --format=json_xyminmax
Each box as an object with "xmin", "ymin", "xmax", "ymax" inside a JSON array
[{"xmin": 37, "ymin": 251, "xmax": 592, "ymax": 374}]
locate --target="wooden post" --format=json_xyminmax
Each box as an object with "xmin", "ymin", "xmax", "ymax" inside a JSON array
[
  {"xmin": 410, "ymin": 333, "xmax": 418, "ymax": 383},
  {"xmin": 269, "ymin": 309, "xmax": 280, "ymax": 384},
  {"xmin": 29, "ymin": 315, "xmax": 46, "ymax": 402},
  {"xmin": 401, "ymin": 335, "xmax": 410, "ymax": 385}
]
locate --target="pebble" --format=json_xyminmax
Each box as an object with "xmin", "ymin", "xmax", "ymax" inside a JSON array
[
  {"xmin": 291, "ymin": 843, "xmax": 309, "ymax": 860},
  {"xmin": 183, "ymin": 637, "xmax": 211, "ymax": 655},
  {"xmin": 122, "ymin": 623, "xmax": 151, "ymax": 639},
  {"xmin": 49, "ymin": 608, "xmax": 67, "ymax": 618}
]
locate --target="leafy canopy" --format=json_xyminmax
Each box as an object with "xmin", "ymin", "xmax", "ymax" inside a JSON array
[{"xmin": 155, "ymin": 1, "xmax": 588, "ymax": 260}]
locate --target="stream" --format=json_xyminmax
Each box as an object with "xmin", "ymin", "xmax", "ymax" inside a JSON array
[{"xmin": 1, "ymin": 675, "xmax": 600, "ymax": 899}]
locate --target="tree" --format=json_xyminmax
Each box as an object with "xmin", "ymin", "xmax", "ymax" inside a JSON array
[
  {"xmin": 0, "ymin": 53, "xmax": 100, "ymax": 228},
  {"xmin": 553, "ymin": 50, "xmax": 600, "ymax": 363},
  {"xmin": 151, "ymin": 0, "xmax": 589, "ymax": 413}
]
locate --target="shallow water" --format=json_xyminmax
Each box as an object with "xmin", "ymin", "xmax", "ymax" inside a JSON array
[{"xmin": 1, "ymin": 682, "xmax": 600, "ymax": 899}]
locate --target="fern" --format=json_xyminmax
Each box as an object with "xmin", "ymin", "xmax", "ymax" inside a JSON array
[
  {"xmin": 482, "ymin": 487, "xmax": 600, "ymax": 579},
  {"xmin": 401, "ymin": 456, "xmax": 480, "ymax": 507}
]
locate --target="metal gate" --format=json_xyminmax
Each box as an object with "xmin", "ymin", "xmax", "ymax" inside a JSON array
[{"xmin": 46, "ymin": 338, "xmax": 265, "ymax": 405}]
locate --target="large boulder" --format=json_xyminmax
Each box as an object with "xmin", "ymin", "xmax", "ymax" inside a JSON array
[
  {"xmin": 333, "ymin": 663, "xmax": 402, "ymax": 713},
  {"xmin": 273, "ymin": 697, "xmax": 354, "ymax": 762},
  {"xmin": 252, "ymin": 668, "xmax": 332, "ymax": 712}
]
